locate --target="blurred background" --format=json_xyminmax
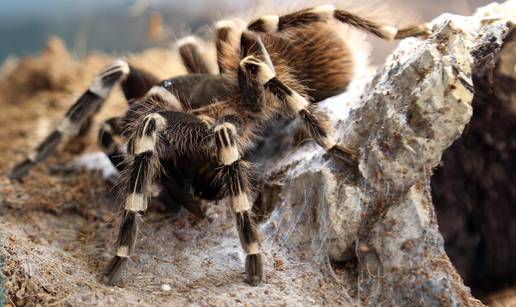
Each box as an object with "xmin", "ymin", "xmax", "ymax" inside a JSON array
[{"xmin": 0, "ymin": 0, "xmax": 486, "ymax": 65}]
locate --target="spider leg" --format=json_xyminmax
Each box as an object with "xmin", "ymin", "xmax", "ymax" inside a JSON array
[
  {"xmin": 177, "ymin": 36, "xmax": 213, "ymax": 74},
  {"xmin": 121, "ymin": 66, "xmax": 160, "ymax": 101},
  {"xmin": 105, "ymin": 110, "xmax": 215, "ymax": 284},
  {"xmin": 99, "ymin": 82, "xmax": 185, "ymax": 173},
  {"xmin": 160, "ymin": 173, "xmax": 206, "ymax": 219},
  {"xmin": 99, "ymin": 117, "xmax": 126, "ymax": 172},
  {"xmin": 238, "ymin": 53, "xmax": 357, "ymax": 165},
  {"xmin": 8, "ymin": 60, "xmax": 131, "ymax": 180},
  {"xmin": 104, "ymin": 112, "xmax": 167, "ymax": 285},
  {"xmin": 214, "ymin": 19, "xmax": 246, "ymax": 74},
  {"xmin": 239, "ymin": 31, "xmax": 275, "ymax": 73},
  {"xmin": 213, "ymin": 120, "xmax": 263, "ymax": 286},
  {"xmin": 247, "ymin": 4, "xmax": 429, "ymax": 40},
  {"xmin": 98, "ymin": 115, "xmax": 206, "ymax": 219}
]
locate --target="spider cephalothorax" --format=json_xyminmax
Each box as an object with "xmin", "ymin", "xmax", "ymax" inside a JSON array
[{"xmin": 9, "ymin": 4, "xmax": 428, "ymax": 286}]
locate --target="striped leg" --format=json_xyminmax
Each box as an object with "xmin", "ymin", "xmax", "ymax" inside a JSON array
[
  {"xmin": 215, "ymin": 19, "xmax": 245, "ymax": 74},
  {"xmin": 98, "ymin": 117, "xmax": 126, "ymax": 172},
  {"xmin": 239, "ymin": 31, "xmax": 274, "ymax": 71},
  {"xmin": 121, "ymin": 66, "xmax": 160, "ymax": 101},
  {"xmin": 247, "ymin": 4, "xmax": 429, "ymax": 40},
  {"xmin": 99, "ymin": 80, "xmax": 184, "ymax": 173},
  {"xmin": 237, "ymin": 32, "xmax": 275, "ymax": 116},
  {"xmin": 104, "ymin": 112, "xmax": 167, "ymax": 285},
  {"xmin": 160, "ymin": 172, "xmax": 206, "ymax": 219},
  {"xmin": 9, "ymin": 60, "xmax": 130, "ymax": 180},
  {"xmin": 177, "ymin": 36, "xmax": 212, "ymax": 74},
  {"xmin": 239, "ymin": 55, "xmax": 357, "ymax": 164},
  {"xmin": 214, "ymin": 122, "xmax": 263, "ymax": 286}
]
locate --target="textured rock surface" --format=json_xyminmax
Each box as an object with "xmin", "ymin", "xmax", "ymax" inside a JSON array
[{"xmin": 261, "ymin": 1, "xmax": 515, "ymax": 305}]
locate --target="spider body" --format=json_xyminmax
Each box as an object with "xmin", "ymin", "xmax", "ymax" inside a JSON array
[{"xmin": 9, "ymin": 4, "xmax": 428, "ymax": 286}]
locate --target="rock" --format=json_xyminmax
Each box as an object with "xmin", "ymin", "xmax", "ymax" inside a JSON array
[
  {"xmin": 260, "ymin": 1, "xmax": 515, "ymax": 305},
  {"xmin": 161, "ymin": 284, "xmax": 172, "ymax": 294},
  {"xmin": 432, "ymin": 13, "xmax": 516, "ymax": 299}
]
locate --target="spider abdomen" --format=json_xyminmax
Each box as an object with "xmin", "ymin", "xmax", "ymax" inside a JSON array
[
  {"xmin": 264, "ymin": 25, "xmax": 354, "ymax": 102},
  {"xmin": 221, "ymin": 24, "xmax": 355, "ymax": 103}
]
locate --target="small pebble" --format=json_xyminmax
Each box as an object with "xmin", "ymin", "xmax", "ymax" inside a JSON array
[
  {"xmin": 161, "ymin": 284, "xmax": 172, "ymax": 293},
  {"xmin": 358, "ymin": 244, "xmax": 370, "ymax": 253}
]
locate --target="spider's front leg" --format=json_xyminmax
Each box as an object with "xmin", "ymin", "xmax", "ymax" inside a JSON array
[
  {"xmin": 213, "ymin": 120, "xmax": 263, "ymax": 286},
  {"xmin": 104, "ymin": 112, "xmax": 167, "ymax": 284},
  {"xmin": 238, "ymin": 34, "xmax": 357, "ymax": 166},
  {"xmin": 8, "ymin": 60, "xmax": 131, "ymax": 180},
  {"xmin": 98, "ymin": 84, "xmax": 185, "ymax": 173},
  {"xmin": 104, "ymin": 109, "xmax": 219, "ymax": 284},
  {"xmin": 264, "ymin": 74, "xmax": 358, "ymax": 165}
]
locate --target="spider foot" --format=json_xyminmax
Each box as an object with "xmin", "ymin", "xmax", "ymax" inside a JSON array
[
  {"xmin": 395, "ymin": 24, "xmax": 432, "ymax": 39},
  {"xmin": 245, "ymin": 254, "xmax": 263, "ymax": 286},
  {"xmin": 8, "ymin": 159, "xmax": 35, "ymax": 181},
  {"xmin": 326, "ymin": 144, "xmax": 359, "ymax": 167},
  {"xmin": 203, "ymin": 205, "xmax": 218, "ymax": 223},
  {"xmin": 103, "ymin": 256, "xmax": 128, "ymax": 286}
]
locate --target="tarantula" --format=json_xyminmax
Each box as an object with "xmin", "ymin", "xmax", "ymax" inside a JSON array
[{"xmin": 9, "ymin": 4, "xmax": 428, "ymax": 286}]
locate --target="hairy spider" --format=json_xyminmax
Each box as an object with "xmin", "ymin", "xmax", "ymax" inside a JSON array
[{"xmin": 9, "ymin": 4, "xmax": 428, "ymax": 286}]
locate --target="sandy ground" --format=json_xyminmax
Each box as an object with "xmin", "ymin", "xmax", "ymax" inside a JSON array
[{"xmin": 0, "ymin": 38, "xmax": 354, "ymax": 306}]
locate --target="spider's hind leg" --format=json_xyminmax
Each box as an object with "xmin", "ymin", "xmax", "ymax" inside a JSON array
[
  {"xmin": 214, "ymin": 19, "xmax": 246, "ymax": 74},
  {"xmin": 247, "ymin": 4, "xmax": 430, "ymax": 40},
  {"xmin": 177, "ymin": 36, "xmax": 213, "ymax": 74}
]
